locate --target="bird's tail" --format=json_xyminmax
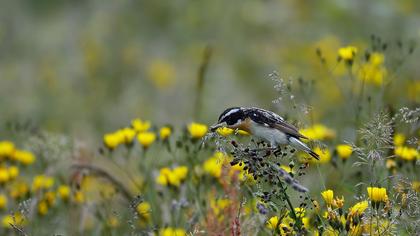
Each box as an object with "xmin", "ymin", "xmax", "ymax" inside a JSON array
[{"xmin": 289, "ymin": 137, "xmax": 319, "ymax": 160}]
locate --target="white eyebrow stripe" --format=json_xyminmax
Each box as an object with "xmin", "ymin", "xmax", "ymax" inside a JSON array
[{"xmin": 220, "ymin": 108, "xmax": 240, "ymax": 120}]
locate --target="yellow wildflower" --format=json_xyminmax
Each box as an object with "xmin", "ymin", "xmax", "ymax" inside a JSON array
[
  {"xmin": 300, "ymin": 124, "xmax": 335, "ymax": 140},
  {"xmin": 148, "ymin": 60, "xmax": 175, "ymax": 89},
  {"xmin": 107, "ymin": 216, "xmax": 120, "ymax": 228},
  {"xmin": 136, "ymin": 202, "xmax": 151, "ymax": 221},
  {"xmin": 0, "ymin": 168, "xmax": 10, "ymax": 183},
  {"xmin": 321, "ymin": 189, "xmax": 334, "ymax": 206},
  {"xmin": 210, "ymin": 198, "xmax": 231, "ymax": 217},
  {"xmin": 155, "ymin": 166, "xmax": 188, "ymax": 187},
  {"xmin": 367, "ymin": 187, "xmax": 388, "ymax": 202},
  {"xmin": 333, "ymin": 196, "xmax": 345, "ymax": 208},
  {"xmin": 7, "ymin": 166, "xmax": 19, "ymax": 180},
  {"xmin": 32, "ymin": 175, "xmax": 54, "ymax": 192},
  {"xmin": 349, "ymin": 200, "xmax": 368, "ymax": 216},
  {"xmin": 369, "ymin": 52, "xmax": 385, "ymax": 66},
  {"xmin": 13, "ymin": 150, "xmax": 36, "ymax": 165},
  {"xmin": 120, "ymin": 128, "xmax": 136, "ymax": 144},
  {"xmin": 0, "ymin": 141, "xmax": 15, "ymax": 158},
  {"xmin": 336, "ymin": 144, "xmax": 353, "ymax": 160},
  {"xmin": 294, "ymin": 207, "xmax": 306, "ymax": 218},
  {"xmin": 395, "ymin": 146, "xmax": 419, "ymax": 161},
  {"xmin": 386, "ymin": 159, "xmax": 397, "ymax": 170},
  {"xmin": 266, "ymin": 216, "xmax": 279, "ymax": 229},
  {"xmin": 348, "ymin": 224, "xmax": 363, "ymax": 236},
  {"xmin": 132, "ymin": 119, "xmax": 151, "ymax": 132},
  {"xmin": 9, "ymin": 181, "xmax": 29, "ymax": 199},
  {"xmin": 159, "ymin": 227, "xmax": 187, "ymax": 236},
  {"xmin": 307, "ymin": 147, "xmax": 331, "ymax": 164},
  {"xmin": 137, "ymin": 132, "xmax": 156, "ymax": 148},
  {"xmin": 173, "ymin": 166, "xmax": 188, "ymax": 180},
  {"xmin": 412, "ymin": 181, "xmax": 420, "ymax": 192},
  {"xmin": 338, "ymin": 46, "xmax": 358, "ymax": 61},
  {"xmin": 0, "ymin": 194, "xmax": 7, "ymax": 209},
  {"xmin": 358, "ymin": 54, "xmax": 387, "ymax": 86},
  {"xmin": 103, "ymin": 133, "xmax": 122, "ymax": 150},
  {"xmin": 44, "ymin": 191, "xmax": 56, "ymax": 206},
  {"xmin": 2, "ymin": 213, "xmax": 25, "ymax": 228},
  {"xmin": 203, "ymin": 152, "xmax": 225, "ymax": 178},
  {"xmin": 393, "ymin": 133, "xmax": 406, "ymax": 146},
  {"xmin": 187, "ymin": 122, "xmax": 208, "ymax": 139},
  {"xmin": 38, "ymin": 201, "xmax": 49, "ymax": 215},
  {"xmin": 159, "ymin": 126, "xmax": 172, "ymax": 140},
  {"xmin": 57, "ymin": 185, "xmax": 71, "ymax": 200},
  {"xmin": 280, "ymin": 165, "xmax": 294, "ymax": 174},
  {"xmin": 73, "ymin": 191, "xmax": 85, "ymax": 203},
  {"xmin": 216, "ymin": 127, "xmax": 234, "ymax": 136}
]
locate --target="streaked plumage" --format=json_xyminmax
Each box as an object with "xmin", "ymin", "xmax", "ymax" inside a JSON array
[{"xmin": 212, "ymin": 107, "xmax": 319, "ymax": 160}]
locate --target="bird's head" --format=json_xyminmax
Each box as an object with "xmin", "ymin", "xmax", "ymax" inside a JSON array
[{"xmin": 210, "ymin": 107, "xmax": 246, "ymax": 132}]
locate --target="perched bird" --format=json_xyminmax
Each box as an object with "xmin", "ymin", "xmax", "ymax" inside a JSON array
[{"xmin": 211, "ymin": 107, "xmax": 319, "ymax": 160}]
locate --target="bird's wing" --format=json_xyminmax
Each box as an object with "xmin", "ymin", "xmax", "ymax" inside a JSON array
[{"xmin": 246, "ymin": 107, "xmax": 308, "ymax": 139}]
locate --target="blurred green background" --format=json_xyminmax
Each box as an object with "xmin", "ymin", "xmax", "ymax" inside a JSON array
[{"xmin": 1, "ymin": 0, "xmax": 419, "ymax": 140}]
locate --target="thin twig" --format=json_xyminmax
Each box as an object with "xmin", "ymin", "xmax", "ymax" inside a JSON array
[{"xmin": 71, "ymin": 164, "xmax": 134, "ymax": 201}]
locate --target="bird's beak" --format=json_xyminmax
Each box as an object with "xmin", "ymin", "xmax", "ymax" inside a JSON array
[{"xmin": 210, "ymin": 122, "xmax": 225, "ymax": 132}]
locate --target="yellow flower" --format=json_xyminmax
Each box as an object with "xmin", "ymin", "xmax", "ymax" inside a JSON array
[
  {"xmin": 386, "ymin": 159, "xmax": 397, "ymax": 170},
  {"xmin": 210, "ymin": 198, "xmax": 231, "ymax": 217},
  {"xmin": 7, "ymin": 166, "xmax": 19, "ymax": 180},
  {"xmin": 136, "ymin": 202, "xmax": 151, "ymax": 221},
  {"xmin": 159, "ymin": 227, "xmax": 187, "ymax": 236},
  {"xmin": 156, "ymin": 167, "xmax": 188, "ymax": 187},
  {"xmin": 0, "ymin": 168, "xmax": 10, "ymax": 183},
  {"xmin": 349, "ymin": 224, "xmax": 363, "ymax": 236},
  {"xmin": 38, "ymin": 201, "xmax": 49, "ymax": 215},
  {"xmin": 13, "ymin": 150, "xmax": 36, "ymax": 165},
  {"xmin": 159, "ymin": 126, "xmax": 172, "ymax": 140},
  {"xmin": 300, "ymin": 124, "xmax": 335, "ymax": 141},
  {"xmin": 203, "ymin": 152, "xmax": 225, "ymax": 178},
  {"xmin": 148, "ymin": 60, "xmax": 176, "ymax": 89},
  {"xmin": 294, "ymin": 207, "xmax": 306, "ymax": 217},
  {"xmin": 137, "ymin": 132, "xmax": 156, "ymax": 148},
  {"xmin": 216, "ymin": 127, "xmax": 234, "ymax": 136},
  {"xmin": 103, "ymin": 133, "xmax": 122, "ymax": 150},
  {"xmin": 9, "ymin": 181, "xmax": 29, "ymax": 199},
  {"xmin": 307, "ymin": 147, "xmax": 331, "ymax": 164},
  {"xmin": 132, "ymin": 119, "xmax": 151, "ymax": 132},
  {"xmin": 395, "ymin": 146, "xmax": 419, "ymax": 161},
  {"xmin": 120, "ymin": 128, "xmax": 136, "ymax": 144},
  {"xmin": 73, "ymin": 191, "xmax": 85, "ymax": 204},
  {"xmin": 280, "ymin": 165, "xmax": 294, "ymax": 174},
  {"xmin": 393, "ymin": 133, "xmax": 406, "ymax": 146},
  {"xmin": 266, "ymin": 216, "xmax": 279, "ymax": 229},
  {"xmin": 57, "ymin": 185, "xmax": 71, "ymax": 200},
  {"xmin": 349, "ymin": 200, "xmax": 368, "ymax": 216},
  {"xmin": 369, "ymin": 52, "xmax": 385, "ymax": 66},
  {"xmin": 173, "ymin": 166, "xmax": 188, "ymax": 180},
  {"xmin": 187, "ymin": 122, "xmax": 208, "ymax": 139},
  {"xmin": 32, "ymin": 175, "xmax": 54, "ymax": 192},
  {"xmin": 107, "ymin": 216, "xmax": 120, "ymax": 228},
  {"xmin": 44, "ymin": 191, "xmax": 56, "ymax": 206},
  {"xmin": 367, "ymin": 187, "xmax": 388, "ymax": 202},
  {"xmin": 0, "ymin": 141, "xmax": 15, "ymax": 158},
  {"xmin": 321, "ymin": 189, "xmax": 334, "ymax": 206},
  {"xmin": 358, "ymin": 58, "xmax": 387, "ymax": 86},
  {"xmin": 338, "ymin": 46, "xmax": 358, "ymax": 61},
  {"xmin": 336, "ymin": 144, "xmax": 353, "ymax": 160},
  {"xmin": 412, "ymin": 181, "xmax": 420, "ymax": 192},
  {"xmin": 2, "ymin": 213, "xmax": 25, "ymax": 228},
  {"xmin": 0, "ymin": 194, "xmax": 7, "ymax": 210}
]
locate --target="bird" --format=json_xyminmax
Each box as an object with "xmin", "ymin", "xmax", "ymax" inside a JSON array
[{"xmin": 210, "ymin": 107, "xmax": 319, "ymax": 160}]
